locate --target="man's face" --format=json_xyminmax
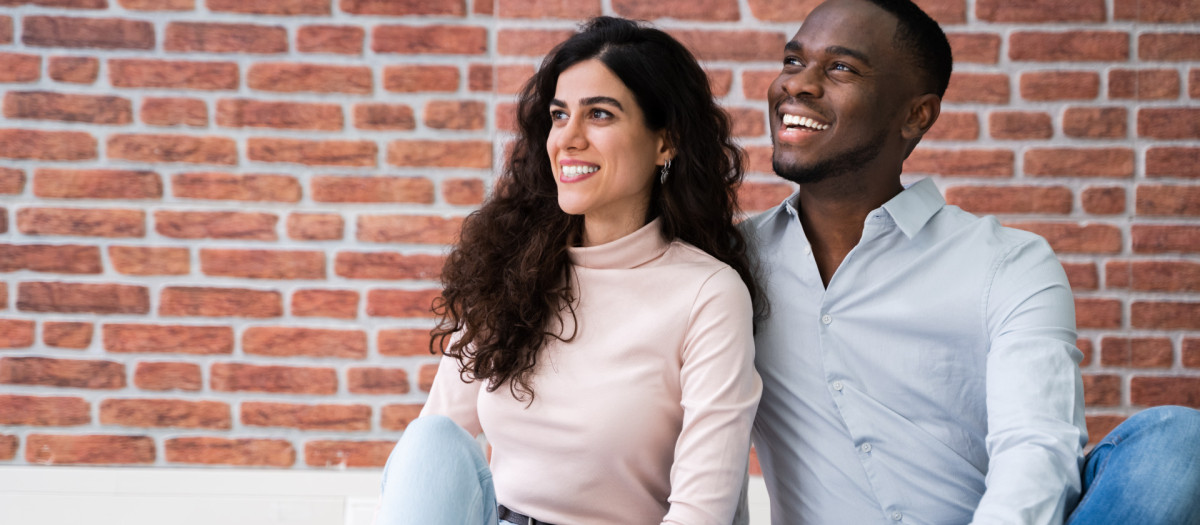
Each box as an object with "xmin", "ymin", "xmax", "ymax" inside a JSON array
[{"xmin": 768, "ymin": 0, "xmax": 915, "ymax": 184}]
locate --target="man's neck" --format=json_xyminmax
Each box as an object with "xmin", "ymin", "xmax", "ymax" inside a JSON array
[{"xmin": 795, "ymin": 173, "xmax": 904, "ymax": 287}]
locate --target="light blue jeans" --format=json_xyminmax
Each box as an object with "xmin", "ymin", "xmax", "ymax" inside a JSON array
[
  {"xmin": 1066, "ymin": 405, "xmax": 1200, "ymax": 525},
  {"xmin": 376, "ymin": 415, "xmax": 523, "ymax": 525}
]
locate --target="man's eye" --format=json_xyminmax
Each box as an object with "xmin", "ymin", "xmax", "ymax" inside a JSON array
[
  {"xmin": 784, "ymin": 56, "xmax": 803, "ymax": 67},
  {"xmin": 832, "ymin": 63, "xmax": 853, "ymax": 72}
]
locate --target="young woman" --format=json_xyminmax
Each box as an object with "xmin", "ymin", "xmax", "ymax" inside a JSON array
[{"xmin": 375, "ymin": 16, "xmax": 762, "ymax": 525}]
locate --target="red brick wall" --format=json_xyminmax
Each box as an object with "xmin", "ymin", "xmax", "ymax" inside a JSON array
[{"xmin": 0, "ymin": 0, "xmax": 1196, "ymax": 468}]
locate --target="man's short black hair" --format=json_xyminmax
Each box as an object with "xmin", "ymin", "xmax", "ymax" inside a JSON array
[{"xmin": 862, "ymin": 0, "xmax": 953, "ymax": 97}]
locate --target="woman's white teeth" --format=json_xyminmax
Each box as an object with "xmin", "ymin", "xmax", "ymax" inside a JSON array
[
  {"xmin": 782, "ymin": 114, "xmax": 829, "ymax": 130},
  {"xmin": 561, "ymin": 165, "xmax": 599, "ymax": 176}
]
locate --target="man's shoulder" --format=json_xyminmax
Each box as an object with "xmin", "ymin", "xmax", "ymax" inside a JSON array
[{"xmin": 932, "ymin": 204, "xmax": 1055, "ymax": 254}]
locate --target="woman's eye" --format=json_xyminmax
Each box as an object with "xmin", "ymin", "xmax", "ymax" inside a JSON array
[
  {"xmin": 590, "ymin": 108, "xmax": 612, "ymax": 119},
  {"xmin": 550, "ymin": 110, "xmax": 568, "ymax": 121}
]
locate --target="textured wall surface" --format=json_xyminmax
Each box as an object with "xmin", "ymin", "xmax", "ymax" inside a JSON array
[{"xmin": 0, "ymin": 0, "xmax": 1197, "ymax": 470}]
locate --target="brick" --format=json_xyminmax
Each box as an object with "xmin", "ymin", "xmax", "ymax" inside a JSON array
[
  {"xmin": 0, "ymin": 16, "xmax": 9, "ymax": 43},
  {"xmin": 110, "ymin": 246, "xmax": 190, "ymax": 275},
  {"xmin": 1186, "ymin": 338, "xmax": 1200, "ymax": 368},
  {"xmin": 0, "ymin": 129, "xmax": 96, "ymax": 161},
  {"xmin": 914, "ymin": 0, "xmax": 968, "ymax": 24},
  {"xmin": 976, "ymin": 0, "xmax": 1104, "ymax": 22},
  {"xmin": 379, "ymin": 328, "xmax": 433, "ymax": 357},
  {"xmin": 298, "ymin": 25, "xmax": 363, "ymax": 54},
  {"xmin": 154, "ymin": 210, "xmax": 278, "ymax": 240},
  {"xmin": 1116, "ymin": 0, "xmax": 1200, "ymax": 21},
  {"xmin": 1006, "ymin": 222, "xmax": 1122, "ymax": 254},
  {"xmin": 903, "ymin": 149, "xmax": 1013, "ymax": 177},
  {"xmin": 0, "ymin": 53, "xmax": 40, "ymax": 82},
  {"xmin": 160, "ymin": 287, "xmax": 282, "ymax": 318},
  {"xmin": 418, "ymin": 363, "xmax": 436, "ymax": 391},
  {"xmin": 243, "ymin": 327, "xmax": 366, "ymax": 359},
  {"xmin": 305, "ymin": 440, "xmax": 394, "ymax": 467},
  {"xmin": 247, "ymin": 63, "xmax": 371, "ymax": 94},
  {"xmin": 1130, "ymin": 377, "xmax": 1200, "ymax": 408},
  {"xmin": 212, "ymin": 363, "xmax": 336, "ymax": 394},
  {"xmin": 375, "ymin": 25, "xmax": 486, "ymax": 55},
  {"xmin": 0, "ymin": 356, "xmax": 124, "ymax": 389},
  {"xmin": 382, "ymin": 65, "xmax": 458, "ymax": 93},
  {"xmin": 707, "ymin": 69, "xmax": 733, "ymax": 98},
  {"xmin": 1078, "ymin": 338, "xmax": 1094, "ymax": 367},
  {"xmin": 0, "ymin": 168, "xmax": 24, "ymax": 194},
  {"xmin": 165, "ymin": 22, "xmax": 287, "ymax": 54},
  {"xmin": 292, "ymin": 289, "xmax": 358, "ymax": 319},
  {"xmin": 119, "ymin": 0, "xmax": 193, "ymax": 9},
  {"xmin": 494, "ymin": 0, "xmax": 599, "ymax": 18},
  {"xmin": 1024, "ymin": 148, "xmax": 1134, "ymax": 178},
  {"xmin": 0, "ymin": 395, "xmax": 89, "ymax": 426},
  {"xmin": 386, "ymin": 140, "xmax": 491, "ymax": 168},
  {"xmin": 202, "ymin": 249, "xmax": 325, "ymax": 280},
  {"xmin": 366, "ymin": 289, "xmax": 440, "ymax": 318},
  {"xmin": 104, "ymin": 324, "xmax": 233, "ymax": 354},
  {"xmin": 424, "ymin": 100, "xmax": 485, "ymax": 130},
  {"xmin": 18, "ymin": 282, "xmax": 149, "ymax": 314},
  {"xmin": 335, "ymin": 252, "xmax": 442, "ymax": 280},
  {"xmin": 348, "ymin": 367, "xmax": 409, "ymax": 395},
  {"xmin": 0, "ymin": 320, "xmax": 35, "ymax": 348},
  {"xmin": 101, "ymin": 399, "xmax": 231, "ymax": 429},
  {"xmin": 443, "ymin": 178, "xmax": 485, "ymax": 205},
  {"xmin": 468, "ymin": 64, "xmax": 493, "ymax": 92},
  {"xmin": 340, "ymin": 0, "xmax": 464, "ymax": 15},
  {"xmin": 43, "ymin": 322, "xmax": 92, "ymax": 349},
  {"xmin": 988, "ymin": 111, "xmax": 1052, "ymax": 140},
  {"xmin": 380, "ymin": 403, "xmax": 422, "ymax": 430},
  {"xmin": 1074, "ymin": 297, "xmax": 1122, "ymax": 329},
  {"xmin": 1133, "ymin": 225, "xmax": 1200, "ymax": 254},
  {"xmin": 739, "ymin": 181, "xmax": 795, "ymax": 213},
  {"xmin": 946, "ymin": 33, "xmax": 1000, "ymax": 64},
  {"xmin": 0, "ymin": 244, "xmax": 102, "ymax": 274},
  {"xmin": 141, "ymin": 97, "xmax": 207, "ymax": 127},
  {"xmin": 242, "ymin": 401, "xmax": 369, "ymax": 430},
  {"xmin": 1061, "ymin": 262, "xmax": 1098, "ymax": 291},
  {"xmin": 134, "ymin": 362, "xmax": 202, "ymax": 391},
  {"xmin": 3, "ymin": 0, "xmax": 108, "ymax": 6},
  {"xmin": 494, "ymin": 28, "xmax": 572, "ymax": 57},
  {"xmin": 208, "ymin": 0, "xmax": 329, "ymax": 14},
  {"xmin": 0, "ymin": 283, "xmax": 5, "ymax": 308},
  {"xmin": 1085, "ymin": 415, "xmax": 1124, "ymax": 447},
  {"xmin": 1082, "ymin": 374, "xmax": 1121, "ymax": 407},
  {"xmin": 312, "ymin": 176, "xmax": 432, "ymax": 203},
  {"xmin": 729, "ymin": 107, "xmax": 767, "ymax": 137},
  {"xmin": 357, "ymin": 215, "xmax": 464, "ymax": 245},
  {"xmin": 1101, "ymin": 337, "xmax": 1174, "ymax": 368},
  {"xmin": 1081, "ymin": 186, "xmax": 1126, "ymax": 215},
  {"xmin": 165, "ymin": 437, "xmax": 294, "ymax": 466},
  {"xmin": 669, "ymin": 30, "xmax": 784, "ymax": 62},
  {"xmin": 1137, "ymin": 185, "xmax": 1200, "ymax": 216},
  {"xmin": 1131, "ymin": 301, "xmax": 1200, "ymax": 330},
  {"xmin": 1138, "ymin": 108, "xmax": 1200, "ymax": 139},
  {"xmin": 34, "ymin": 169, "xmax": 161, "ymax": 199},
  {"xmin": 496, "ymin": 102, "xmax": 518, "ymax": 134},
  {"xmin": 493, "ymin": 65, "xmax": 534, "ymax": 95},
  {"xmin": 48, "ymin": 56, "xmax": 98, "ymax": 84},
  {"xmin": 944, "ymin": 185, "xmax": 1072, "ymax": 215},
  {"xmin": 1062, "ymin": 107, "xmax": 1127, "ymax": 139},
  {"xmin": 172, "ymin": 172, "xmax": 300, "ymax": 202},
  {"xmin": 1147, "ymin": 148, "xmax": 1200, "ymax": 178},
  {"xmin": 1192, "ymin": 70, "xmax": 1200, "ymax": 99},
  {"xmin": 613, "ymin": 0, "xmax": 738, "ymax": 21},
  {"xmin": 287, "ymin": 213, "xmax": 343, "ymax": 241},
  {"xmin": 1139, "ymin": 33, "xmax": 1200, "ymax": 61},
  {"xmin": 110, "ymin": 59, "xmax": 238, "ymax": 90},
  {"xmin": 746, "ymin": 0, "xmax": 823, "ymax": 20},
  {"xmin": 944, "ymin": 73, "xmax": 1010, "ymax": 104},
  {"xmin": 248, "ymin": 138, "xmax": 376, "ymax": 167},
  {"xmin": 217, "ymin": 99, "xmax": 342, "ymax": 130},
  {"xmin": 1009, "ymin": 32, "xmax": 1128, "ymax": 62},
  {"xmin": 18, "ymin": 207, "xmax": 144, "ymax": 237},
  {"xmin": 741, "ymin": 70, "xmax": 776, "ymax": 101},
  {"xmin": 107, "ymin": 134, "xmax": 236, "ymax": 165},
  {"xmin": 1108, "ymin": 69, "xmax": 1179, "ymax": 100},
  {"xmin": 23, "ymin": 16, "xmax": 154, "ymax": 50},
  {"xmin": 27, "ymin": 434, "xmax": 154, "ymax": 465},
  {"xmin": 1020, "ymin": 72, "xmax": 1099, "ymax": 101}
]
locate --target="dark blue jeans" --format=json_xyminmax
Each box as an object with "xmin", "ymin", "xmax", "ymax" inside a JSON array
[{"xmin": 1066, "ymin": 405, "xmax": 1200, "ymax": 525}]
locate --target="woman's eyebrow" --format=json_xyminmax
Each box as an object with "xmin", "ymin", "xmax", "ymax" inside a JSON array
[{"xmin": 549, "ymin": 96, "xmax": 624, "ymax": 111}]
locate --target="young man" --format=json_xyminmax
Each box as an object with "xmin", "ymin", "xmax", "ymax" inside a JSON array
[{"xmin": 746, "ymin": 0, "xmax": 1200, "ymax": 523}]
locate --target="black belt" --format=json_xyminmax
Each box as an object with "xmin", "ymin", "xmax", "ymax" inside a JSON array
[{"xmin": 498, "ymin": 505, "xmax": 557, "ymax": 525}]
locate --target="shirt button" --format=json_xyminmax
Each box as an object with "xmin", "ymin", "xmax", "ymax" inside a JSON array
[
  {"xmin": 803, "ymin": 245, "xmax": 812, "ymax": 255},
  {"xmin": 892, "ymin": 511, "xmax": 903, "ymax": 521},
  {"xmin": 821, "ymin": 314, "xmax": 832, "ymax": 325},
  {"xmin": 860, "ymin": 443, "xmax": 872, "ymax": 453},
  {"xmin": 832, "ymin": 381, "xmax": 843, "ymax": 391}
]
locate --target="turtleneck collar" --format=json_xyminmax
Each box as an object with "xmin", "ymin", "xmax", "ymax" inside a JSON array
[{"xmin": 568, "ymin": 218, "xmax": 669, "ymax": 270}]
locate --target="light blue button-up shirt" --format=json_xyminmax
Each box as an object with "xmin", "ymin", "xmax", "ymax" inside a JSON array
[{"xmin": 746, "ymin": 178, "xmax": 1088, "ymax": 525}]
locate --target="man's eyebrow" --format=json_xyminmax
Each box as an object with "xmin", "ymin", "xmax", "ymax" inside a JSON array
[
  {"xmin": 549, "ymin": 96, "xmax": 624, "ymax": 111},
  {"xmin": 783, "ymin": 41, "xmax": 871, "ymax": 66}
]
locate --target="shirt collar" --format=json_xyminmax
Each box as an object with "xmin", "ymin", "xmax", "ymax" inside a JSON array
[
  {"xmin": 881, "ymin": 177, "xmax": 944, "ymax": 239},
  {"xmin": 568, "ymin": 218, "xmax": 669, "ymax": 269}
]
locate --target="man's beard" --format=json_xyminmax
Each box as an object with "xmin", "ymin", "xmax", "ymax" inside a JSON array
[{"xmin": 772, "ymin": 128, "xmax": 889, "ymax": 185}]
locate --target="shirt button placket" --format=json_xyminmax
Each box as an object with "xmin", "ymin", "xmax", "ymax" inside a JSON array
[
  {"xmin": 891, "ymin": 511, "xmax": 903, "ymax": 521},
  {"xmin": 820, "ymin": 314, "xmax": 832, "ymax": 325}
]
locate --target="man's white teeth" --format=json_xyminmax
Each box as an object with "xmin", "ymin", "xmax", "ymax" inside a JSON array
[
  {"xmin": 561, "ymin": 165, "xmax": 599, "ymax": 176},
  {"xmin": 782, "ymin": 114, "xmax": 829, "ymax": 130}
]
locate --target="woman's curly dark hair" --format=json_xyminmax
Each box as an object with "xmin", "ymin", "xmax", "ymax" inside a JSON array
[{"xmin": 430, "ymin": 16, "xmax": 763, "ymax": 401}]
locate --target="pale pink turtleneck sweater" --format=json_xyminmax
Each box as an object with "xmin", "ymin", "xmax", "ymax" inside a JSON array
[{"xmin": 422, "ymin": 218, "xmax": 761, "ymax": 525}]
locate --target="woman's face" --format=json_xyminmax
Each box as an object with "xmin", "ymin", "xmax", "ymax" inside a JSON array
[{"xmin": 547, "ymin": 59, "xmax": 670, "ymax": 246}]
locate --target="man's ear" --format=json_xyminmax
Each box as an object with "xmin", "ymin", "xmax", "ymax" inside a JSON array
[{"xmin": 901, "ymin": 93, "xmax": 942, "ymax": 142}]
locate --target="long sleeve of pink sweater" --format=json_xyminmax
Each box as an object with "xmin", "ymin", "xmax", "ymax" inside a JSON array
[{"xmin": 422, "ymin": 218, "xmax": 761, "ymax": 525}]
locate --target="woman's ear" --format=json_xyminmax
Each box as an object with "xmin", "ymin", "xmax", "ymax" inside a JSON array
[
  {"xmin": 901, "ymin": 93, "xmax": 942, "ymax": 141},
  {"xmin": 657, "ymin": 132, "xmax": 675, "ymax": 165}
]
